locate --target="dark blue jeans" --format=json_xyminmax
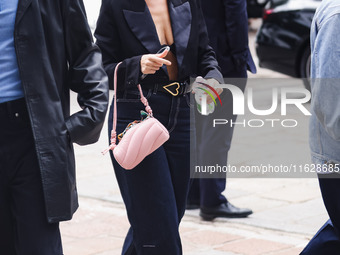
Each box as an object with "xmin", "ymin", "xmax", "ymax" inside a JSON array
[
  {"xmin": 108, "ymin": 88, "xmax": 192, "ymax": 255},
  {"xmin": 0, "ymin": 98, "xmax": 62, "ymax": 255},
  {"xmin": 300, "ymin": 174, "xmax": 340, "ymax": 254}
]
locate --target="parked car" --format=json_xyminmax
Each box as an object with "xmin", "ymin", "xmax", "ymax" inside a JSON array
[
  {"xmin": 256, "ymin": 0, "xmax": 321, "ymax": 90},
  {"xmin": 247, "ymin": 0, "xmax": 270, "ymax": 18}
]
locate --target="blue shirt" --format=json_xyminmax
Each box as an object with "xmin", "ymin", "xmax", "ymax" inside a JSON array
[{"xmin": 0, "ymin": 0, "xmax": 24, "ymax": 103}]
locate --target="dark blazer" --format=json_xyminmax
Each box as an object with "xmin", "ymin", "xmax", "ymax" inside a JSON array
[
  {"xmin": 95, "ymin": 0, "xmax": 223, "ymax": 90},
  {"xmin": 200, "ymin": 0, "xmax": 256, "ymax": 76},
  {"xmin": 14, "ymin": 0, "xmax": 108, "ymax": 222}
]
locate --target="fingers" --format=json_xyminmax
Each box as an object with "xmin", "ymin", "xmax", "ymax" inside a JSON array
[
  {"xmin": 207, "ymin": 97, "xmax": 214, "ymax": 104},
  {"xmin": 216, "ymin": 88, "xmax": 223, "ymax": 95},
  {"xmin": 149, "ymin": 55, "xmax": 171, "ymax": 66},
  {"xmin": 145, "ymin": 59, "xmax": 164, "ymax": 69},
  {"xmin": 141, "ymin": 53, "xmax": 172, "ymax": 75},
  {"xmin": 156, "ymin": 48, "xmax": 169, "ymax": 59}
]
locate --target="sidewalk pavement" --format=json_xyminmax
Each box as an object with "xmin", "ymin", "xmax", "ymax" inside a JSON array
[
  {"xmin": 62, "ymin": 85, "xmax": 328, "ymax": 254},
  {"xmin": 61, "ymin": 177, "xmax": 326, "ymax": 255}
]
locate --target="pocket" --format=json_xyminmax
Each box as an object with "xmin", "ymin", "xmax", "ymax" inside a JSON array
[
  {"xmin": 116, "ymin": 89, "xmax": 152, "ymax": 103},
  {"xmin": 311, "ymin": 154, "xmax": 327, "ymax": 165}
]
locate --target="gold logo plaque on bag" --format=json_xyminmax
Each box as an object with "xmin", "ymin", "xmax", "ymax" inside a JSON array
[{"xmin": 163, "ymin": 82, "xmax": 180, "ymax": 96}]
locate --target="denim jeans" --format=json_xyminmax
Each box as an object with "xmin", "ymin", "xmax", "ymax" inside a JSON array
[
  {"xmin": 300, "ymin": 157, "xmax": 340, "ymax": 255},
  {"xmin": 0, "ymin": 98, "xmax": 62, "ymax": 255},
  {"xmin": 108, "ymin": 88, "xmax": 192, "ymax": 255}
]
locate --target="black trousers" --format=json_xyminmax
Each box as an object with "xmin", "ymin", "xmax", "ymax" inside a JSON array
[
  {"xmin": 0, "ymin": 98, "xmax": 62, "ymax": 255},
  {"xmin": 188, "ymin": 70, "xmax": 247, "ymax": 207}
]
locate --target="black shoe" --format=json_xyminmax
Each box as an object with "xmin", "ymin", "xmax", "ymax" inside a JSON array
[{"xmin": 200, "ymin": 202, "xmax": 253, "ymax": 221}]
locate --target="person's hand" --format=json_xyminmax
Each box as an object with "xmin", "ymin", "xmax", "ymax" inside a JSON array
[
  {"xmin": 140, "ymin": 49, "xmax": 171, "ymax": 75},
  {"xmin": 192, "ymin": 77, "xmax": 223, "ymax": 104}
]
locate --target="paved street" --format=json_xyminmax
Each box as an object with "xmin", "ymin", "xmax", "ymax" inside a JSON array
[{"xmin": 60, "ymin": 4, "xmax": 328, "ymax": 254}]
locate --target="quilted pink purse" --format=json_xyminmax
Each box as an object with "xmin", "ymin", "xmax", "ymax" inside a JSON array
[{"xmin": 102, "ymin": 62, "xmax": 170, "ymax": 170}]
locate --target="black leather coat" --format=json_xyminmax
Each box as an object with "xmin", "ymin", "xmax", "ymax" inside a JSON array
[{"xmin": 14, "ymin": 0, "xmax": 109, "ymax": 223}]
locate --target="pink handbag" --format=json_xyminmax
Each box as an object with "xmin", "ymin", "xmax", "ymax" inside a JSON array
[{"xmin": 102, "ymin": 62, "xmax": 170, "ymax": 170}]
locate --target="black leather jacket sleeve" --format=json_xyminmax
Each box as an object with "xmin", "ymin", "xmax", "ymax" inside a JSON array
[{"xmin": 62, "ymin": 0, "xmax": 109, "ymax": 145}]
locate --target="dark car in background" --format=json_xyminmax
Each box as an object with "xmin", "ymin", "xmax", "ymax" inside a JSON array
[{"xmin": 256, "ymin": 0, "xmax": 321, "ymax": 90}]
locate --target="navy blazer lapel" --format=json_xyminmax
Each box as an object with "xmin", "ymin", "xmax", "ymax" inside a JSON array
[
  {"xmin": 123, "ymin": 0, "xmax": 192, "ymax": 73},
  {"xmin": 123, "ymin": 7, "xmax": 161, "ymax": 54},
  {"xmin": 15, "ymin": 0, "xmax": 33, "ymax": 25},
  {"xmin": 168, "ymin": 0, "xmax": 191, "ymax": 68}
]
